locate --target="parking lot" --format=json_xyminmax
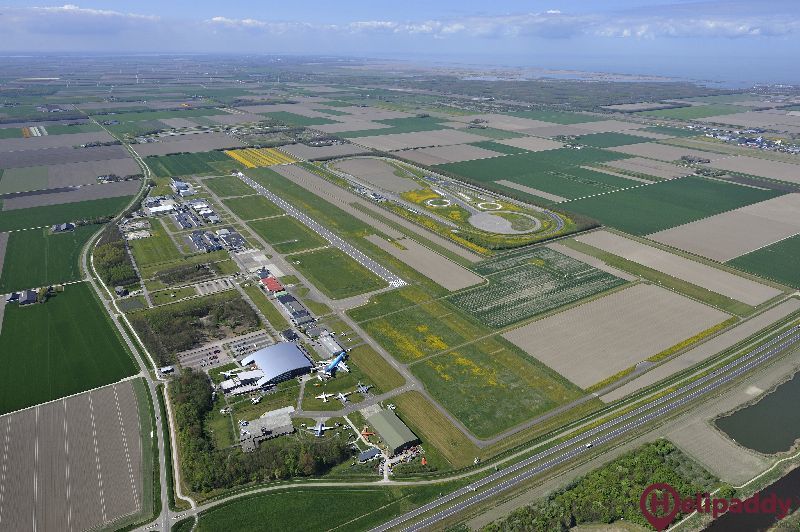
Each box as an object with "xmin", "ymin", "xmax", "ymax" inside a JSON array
[
  {"xmin": 176, "ymin": 330, "xmax": 274, "ymax": 370},
  {"xmin": 0, "ymin": 380, "xmax": 143, "ymax": 532},
  {"xmin": 196, "ymin": 277, "xmax": 234, "ymax": 296}
]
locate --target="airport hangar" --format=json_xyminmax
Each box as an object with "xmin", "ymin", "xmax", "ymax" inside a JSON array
[
  {"xmin": 220, "ymin": 342, "xmax": 313, "ymax": 394},
  {"xmin": 367, "ymin": 409, "xmax": 420, "ymax": 456}
]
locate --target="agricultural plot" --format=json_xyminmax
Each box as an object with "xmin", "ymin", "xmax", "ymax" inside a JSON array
[
  {"xmin": 440, "ymin": 148, "xmax": 638, "ymax": 200},
  {"xmin": 577, "ymin": 132, "xmax": 652, "ymax": 148},
  {"xmin": 505, "ymin": 110, "xmax": 603, "ymax": 124},
  {"xmin": 40, "ymin": 123, "xmax": 104, "ymax": 135},
  {"xmin": 728, "ymin": 234, "xmax": 800, "ymax": 288},
  {"xmin": 146, "ymin": 151, "xmax": 243, "ymax": 177},
  {"xmin": 333, "ymin": 157, "xmax": 419, "ymax": 193},
  {"xmin": 0, "ymin": 145, "xmax": 130, "ymax": 169},
  {"xmin": 605, "ymin": 157, "xmax": 692, "ymax": 180},
  {"xmin": 0, "ymin": 225, "xmax": 96, "ymax": 293},
  {"xmin": 134, "ymin": 133, "xmax": 245, "ymax": 157},
  {"xmin": 394, "ymin": 144, "xmax": 505, "ymax": 166},
  {"xmin": 502, "ymin": 284, "xmax": 730, "ymax": 389},
  {"xmin": 495, "ymin": 136, "xmax": 563, "ymax": 152},
  {"xmin": 1, "ymin": 179, "xmax": 139, "ymax": 211},
  {"xmin": 247, "ymin": 216, "xmax": 327, "ymax": 254},
  {"xmin": 0, "ymin": 196, "xmax": 133, "ymax": 232},
  {"xmin": 575, "ymin": 230, "xmax": 782, "ymax": 306},
  {"xmin": 637, "ymin": 104, "xmax": 748, "ymax": 119},
  {"xmin": 222, "ymin": 195, "xmax": 282, "ymax": 220},
  {"xmin": 448, "ymin": 246, "xmax": 626, "ymax": 328},
  {"xmin": 649, "ymin": 194, "xmax": 800, "ymax": 262},
  {"xmin": 286, "ymin": 248, "xmax": 387, "ymax": 299},
  {"xmin": 0, "ymin": 131, "xmax": 114, "ymax": 152},
  {"xmin": 411, "ymin": 335, "xmax": 585, "ymax": 438},
  {"xmin": 348, "ymin": 128, "xmax": 484, "ymax": 151},
  {"xmin": 0, "ymin": 283, "xmax": 137, "ymax": 414},
  {"xmin": 704, "ymin": 155, "xmax": 800, "ymax": 184},
  {"xmin": 0, "ymin": 127, "xmax": 23, "ymax": 139},
  {"xmin": 338, "ymin": 116, "xmax": 448, "ymax": 138},
  {"xmin": 259, "ymin": 111, "xmax": 337, "ymax": 126},
  {"xmin": 279, "ymin": 143, "xmax": 369, "ymax": 161},
  {"xmin": 607, "ymin": 141, "xmax": 730, "ymax": 162},
  {"xmin": 91, "ymin": 107, "xmax": 228, "ymax": 123},
  {"xmin": 641, "ymin": 126, "xmax": 701, "ymax": 138},
  {"xmin": 468, "ymin": 140, "xmax": 528, "ymax": 155},
  {"xmin": 224, "ymin": 148, "xmax": 297, "ymax": 168},
  {"xmin": 202, "ymin": 175, "xmax": 255, "ymax": 197},
  {"xmin": 563, "ymin": 176, "xmax": 780, "ymax": 235}
]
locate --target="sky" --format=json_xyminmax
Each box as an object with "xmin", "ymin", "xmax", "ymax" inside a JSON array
[{"xmin": 1, "ymin": 1, "xmax": 799, "ymax": 85}]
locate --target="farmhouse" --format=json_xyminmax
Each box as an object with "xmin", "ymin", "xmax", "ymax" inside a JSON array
[
  {"xmin": 366, "ymin": 409, "xmax": 420, "ymax": 456},
  {"xmin": 19, "ymin": 290, "xmax": 38, "ymax": 306},
  {"xmin": 51, "ymin": 222, "xmax": 75, "ymax": 233}
]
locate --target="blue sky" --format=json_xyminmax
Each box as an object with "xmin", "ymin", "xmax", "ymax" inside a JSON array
[{"xmin": 1, "ymin": 1, "xmax": 799, "ymax": 84}]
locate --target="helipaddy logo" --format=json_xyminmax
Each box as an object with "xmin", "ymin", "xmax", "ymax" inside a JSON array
[{"xmin": 639, "ymin": 482, "xmax": 795, "ymax": 531}]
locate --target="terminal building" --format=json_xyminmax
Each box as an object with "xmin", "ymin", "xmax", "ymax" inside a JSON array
[
  {"xmin": 367, "ymin": 409, "xmax": 420, "ymax": 456},
  {"xmin": 219, "ymin": 342, "xmax": 313, "ymax": 394}
]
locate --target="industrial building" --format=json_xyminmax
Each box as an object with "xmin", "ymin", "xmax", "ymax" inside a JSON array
[
  {"xmin": 367, "ymin": 409, "xmax": 420, "ymax": 456},
  {"xmin": 240, "ymin": 406, "xmax": 295, "ymax": 452},
  {"xmin": 220, "ymin": 342, "xmax": 313, "ymax": 394}
]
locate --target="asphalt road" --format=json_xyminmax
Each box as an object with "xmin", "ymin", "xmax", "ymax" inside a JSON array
[
  {"xmin": 239, "ymin": 173, "xmax": 406, "ymax": 288},
  {"xmin": 373, "ymin": 324, "xmax": 800, "ymax": 531}
]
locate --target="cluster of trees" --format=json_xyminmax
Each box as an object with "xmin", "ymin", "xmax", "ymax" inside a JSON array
[
  {"xmin": 129, "ymin": 292, "xmax": 259, "ymax": 364},
  {"xmin": 484, "ymin": 440, "xmax": 718, "ymax": 531},
  {"xmin": 172, "ymin": 370, "xmax": 352, "ymax": 493},
  {"xmin": 94, "ymin": 227, "xmax": 139, "ymax": 287}
]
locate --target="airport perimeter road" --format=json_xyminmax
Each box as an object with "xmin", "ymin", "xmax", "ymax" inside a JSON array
[
  {"xmin": 373, "ymin": 325, "xmax": 800, "ymax": 532},
  {"xmin": 238, "ymin": 173, "xmax": 406, "ymax": 288}
]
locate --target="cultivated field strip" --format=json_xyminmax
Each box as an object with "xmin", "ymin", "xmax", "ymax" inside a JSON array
[
  {"xmin": 450, "ymin": 247, "xmax": 626, "ymax": 328},
  {"xmin": 0, "ymin": 381, "xmax": 142, "ymax": 532},
  {"xmin": 224, "ymin": 147, "xmax": 297, "ymax": 168}
]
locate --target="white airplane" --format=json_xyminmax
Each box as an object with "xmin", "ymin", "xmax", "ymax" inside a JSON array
[
  {"xmin": 306, "ymin": 421, "xmax": 334, "ymax": 437},
  {"xmin": 250, "ymin": 396, "xmax": 262, "ymax": 405},
  {"xmin": 336, "ymin": 391, "xmax": 353, "ymax": 404},
  {"xmin": 239, "ymin": 420, "xmax": 248, "ymax": 427},
  {"xmin": 316, "ymin": 392, "xmax": 334, "ymax": 403}
]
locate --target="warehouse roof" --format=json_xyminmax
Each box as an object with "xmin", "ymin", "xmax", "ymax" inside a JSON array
[
  {"xmin": 241, "ymin": 342, "xmax": 312, "ymax": 383},
  {"xmin": 366, "ymin": 409, "xmax": 419, "ymax": 454}
]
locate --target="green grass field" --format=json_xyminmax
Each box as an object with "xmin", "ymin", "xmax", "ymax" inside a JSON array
[
  {"xmin": 190, "ymin": 485, "xmax": 457, "ymax": 532},
  {"xmin": 0, "ymin": 166, "xmax": 50, "ymax": 194},
  {"xmin": 286, "ymin": 248, "xmax": 387, "ymax": 299},
  {"xmin": 105, "ymin": 120, "xmax": 166, "ymax": 137},
  {"xmin": 728, "ymin": 234, "xmax": 800, "ymax": 288},
  {"xmin": 467, "ymin": 140, "xmax": 527, "ymax": 155},
  {"xmin": 637, "ymin": 104, "xmax": 746, "ymax": 119},
  {"xmin": 506, "ymin": 110, "xmax": 604, "ymax": 124},
  {"xmin": 43, "ymin": 123, "xmax": 104, "ymax": 135},
  {"xmin": 0, "ymin": 127, "xmax": 23, "ymax": 139},
  {"xmin": 641, "ymin": 126, "xmax": 701, "ymax": 137},
  {"xmin": 247, "ymin": 216, "xmax": 327, "ymax": 253},
  {"xmin": 340, "ymin": 116, "xmax": 448, "ymax": 138},
  {"xmin": 146, "ymin": 151, "xmax": 243, "ymax": 178},
  {"xmin": 410, "ymin": 336, "xmax": 585, "ymax": 438},
  {"xmin": 439, "ymin": 147, "xmax": 638, "ymax": 199},
  {"xmin": 129, "ymin": 220, "xmax": 182, "ymax": 269},
  {"xmin": 563, "ymin": 176, "xmax": 781, "ymax": 235},
  {"xmin": 0, "ymin": 196, "xmax": 133, "ymax": 232},
  {"xmin": 259, "ymin": 111, "xmax": 337, "ymax": 127},
  {"xmin": 241, "ymin": 283, "xmax": 290, "ymax": 330},
  {"xmin": 222, "ymin": 195, "xmax": 282, "ymax": 220},
  {"xmin": 203, "ymin": 175, "xmax": 254, "ymax": 197},
  {"xmin": 313, "ymin": 107, "xmax": 350, "ymax": 116},
  {"xmin": 0, "ymin": 225, "xmax": 96, "ymax": 293},
  {"xmin": 577, "ymin": 132, "xmax": 652, "ymax": 148},
  {"xmin": 0, "ymin": 283, "xmax": 137, "ymax": 414}
]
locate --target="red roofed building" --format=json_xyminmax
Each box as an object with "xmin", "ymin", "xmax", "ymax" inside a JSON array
[{"xmin": 261, "ymin": 276, "xmax": 284, "ymax": 293}]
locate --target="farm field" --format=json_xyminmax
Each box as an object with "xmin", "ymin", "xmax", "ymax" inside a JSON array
[
  {"xmin": 43, "ymin": 123, "xmax": 104, "ymax": 135},
  {"xmin": 0, "ymin": 127, "xmax": 23, "ymax": 139},
  {"xmin": 223, "ymin": 147, "xmax": 297, "ymax": 168},
  {"xmin": 505, "ymin": 110, "xmax": 604, "ymax": 124},
  {"xmin": 704, "ymin": 155, "xmax": 800, "ymax": 184},
  {"xmin": 339, "ymin": 116, "xmax": 448, "ymax": 138},
  {"xmin": 202, "ymin": 175, "xmax": 254, "ymax": 197},
  {"xmin": 0, "ymin": 225, "xmax": 96, "ymax": 293},
  {"xmin": 286, "ymin": 247, "xmax": 387, "ymax": 299},
  {"xmin": 222, "ymin": 195, "xmax": 282, "ymax": 220},
  {"xmin": 259, "ymin": 111, "xmax": 337, "ymax": 126},
  {"xmin": 145, "ymin": 151, "xmax": 243, "ymax": 178},
  {"xmin": 247, "ymin": 215, "xmax": 327, "ymax": 253},
  {"xmin": 574, "ymin": 230, "xmax": 782, "ymax": 306},
  {"xmin": 636, "ymin": 104, "xmax": 748, "ymax": 119},
  {"xmin": 92, "ymin": 107, "xmax": 228, "ymax": 123},
  {"xmin": 562, "ymin": 176, "xmax": 780, "ymax": 235},
  {"xmin": 410, "ymin": 335, "xmax": 585, "ymax": 438},
  {"xmin": 648, "ymin": 194, "xmax": 800, "ymax": 262},
  {"xmin": 0, "ymin": 282, "xmax": 137, "ymax": 414},
  {"xmin": 439, "ymin": 147, "xmax": 638, "ymax": 199},
  {"xmin": 728, "ymin": 234, "xmax": 800, "ymax": 288},
  {"xmin": 577, "ymin": 132, "xmax": 652, "ymax": 148},
  {"xmin": 449, "ymin": 246, "xmax": 626, "ymax": 328},
  {"xmin": 129, "ymin": 220, "xmax": 182, "ymax": 269},
  {"xmin": 468, "ymin": 140, "xmax": 528, "ymax": 155},
  {"xmin": 641, "ymin": 126, "xmax": 701, "ymax": 137},
  {"xmin": 502, "ymin": 284, "xmax": 730, "ymax": 389},
  {"xmin": 0, "ymin": 196, "xmax": 132, "ymax": 232}
]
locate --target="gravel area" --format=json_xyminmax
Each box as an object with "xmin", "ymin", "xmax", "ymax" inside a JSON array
[{"xmin": 503, "ymin": 284, "xmax": 731, "ymax": 389}]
